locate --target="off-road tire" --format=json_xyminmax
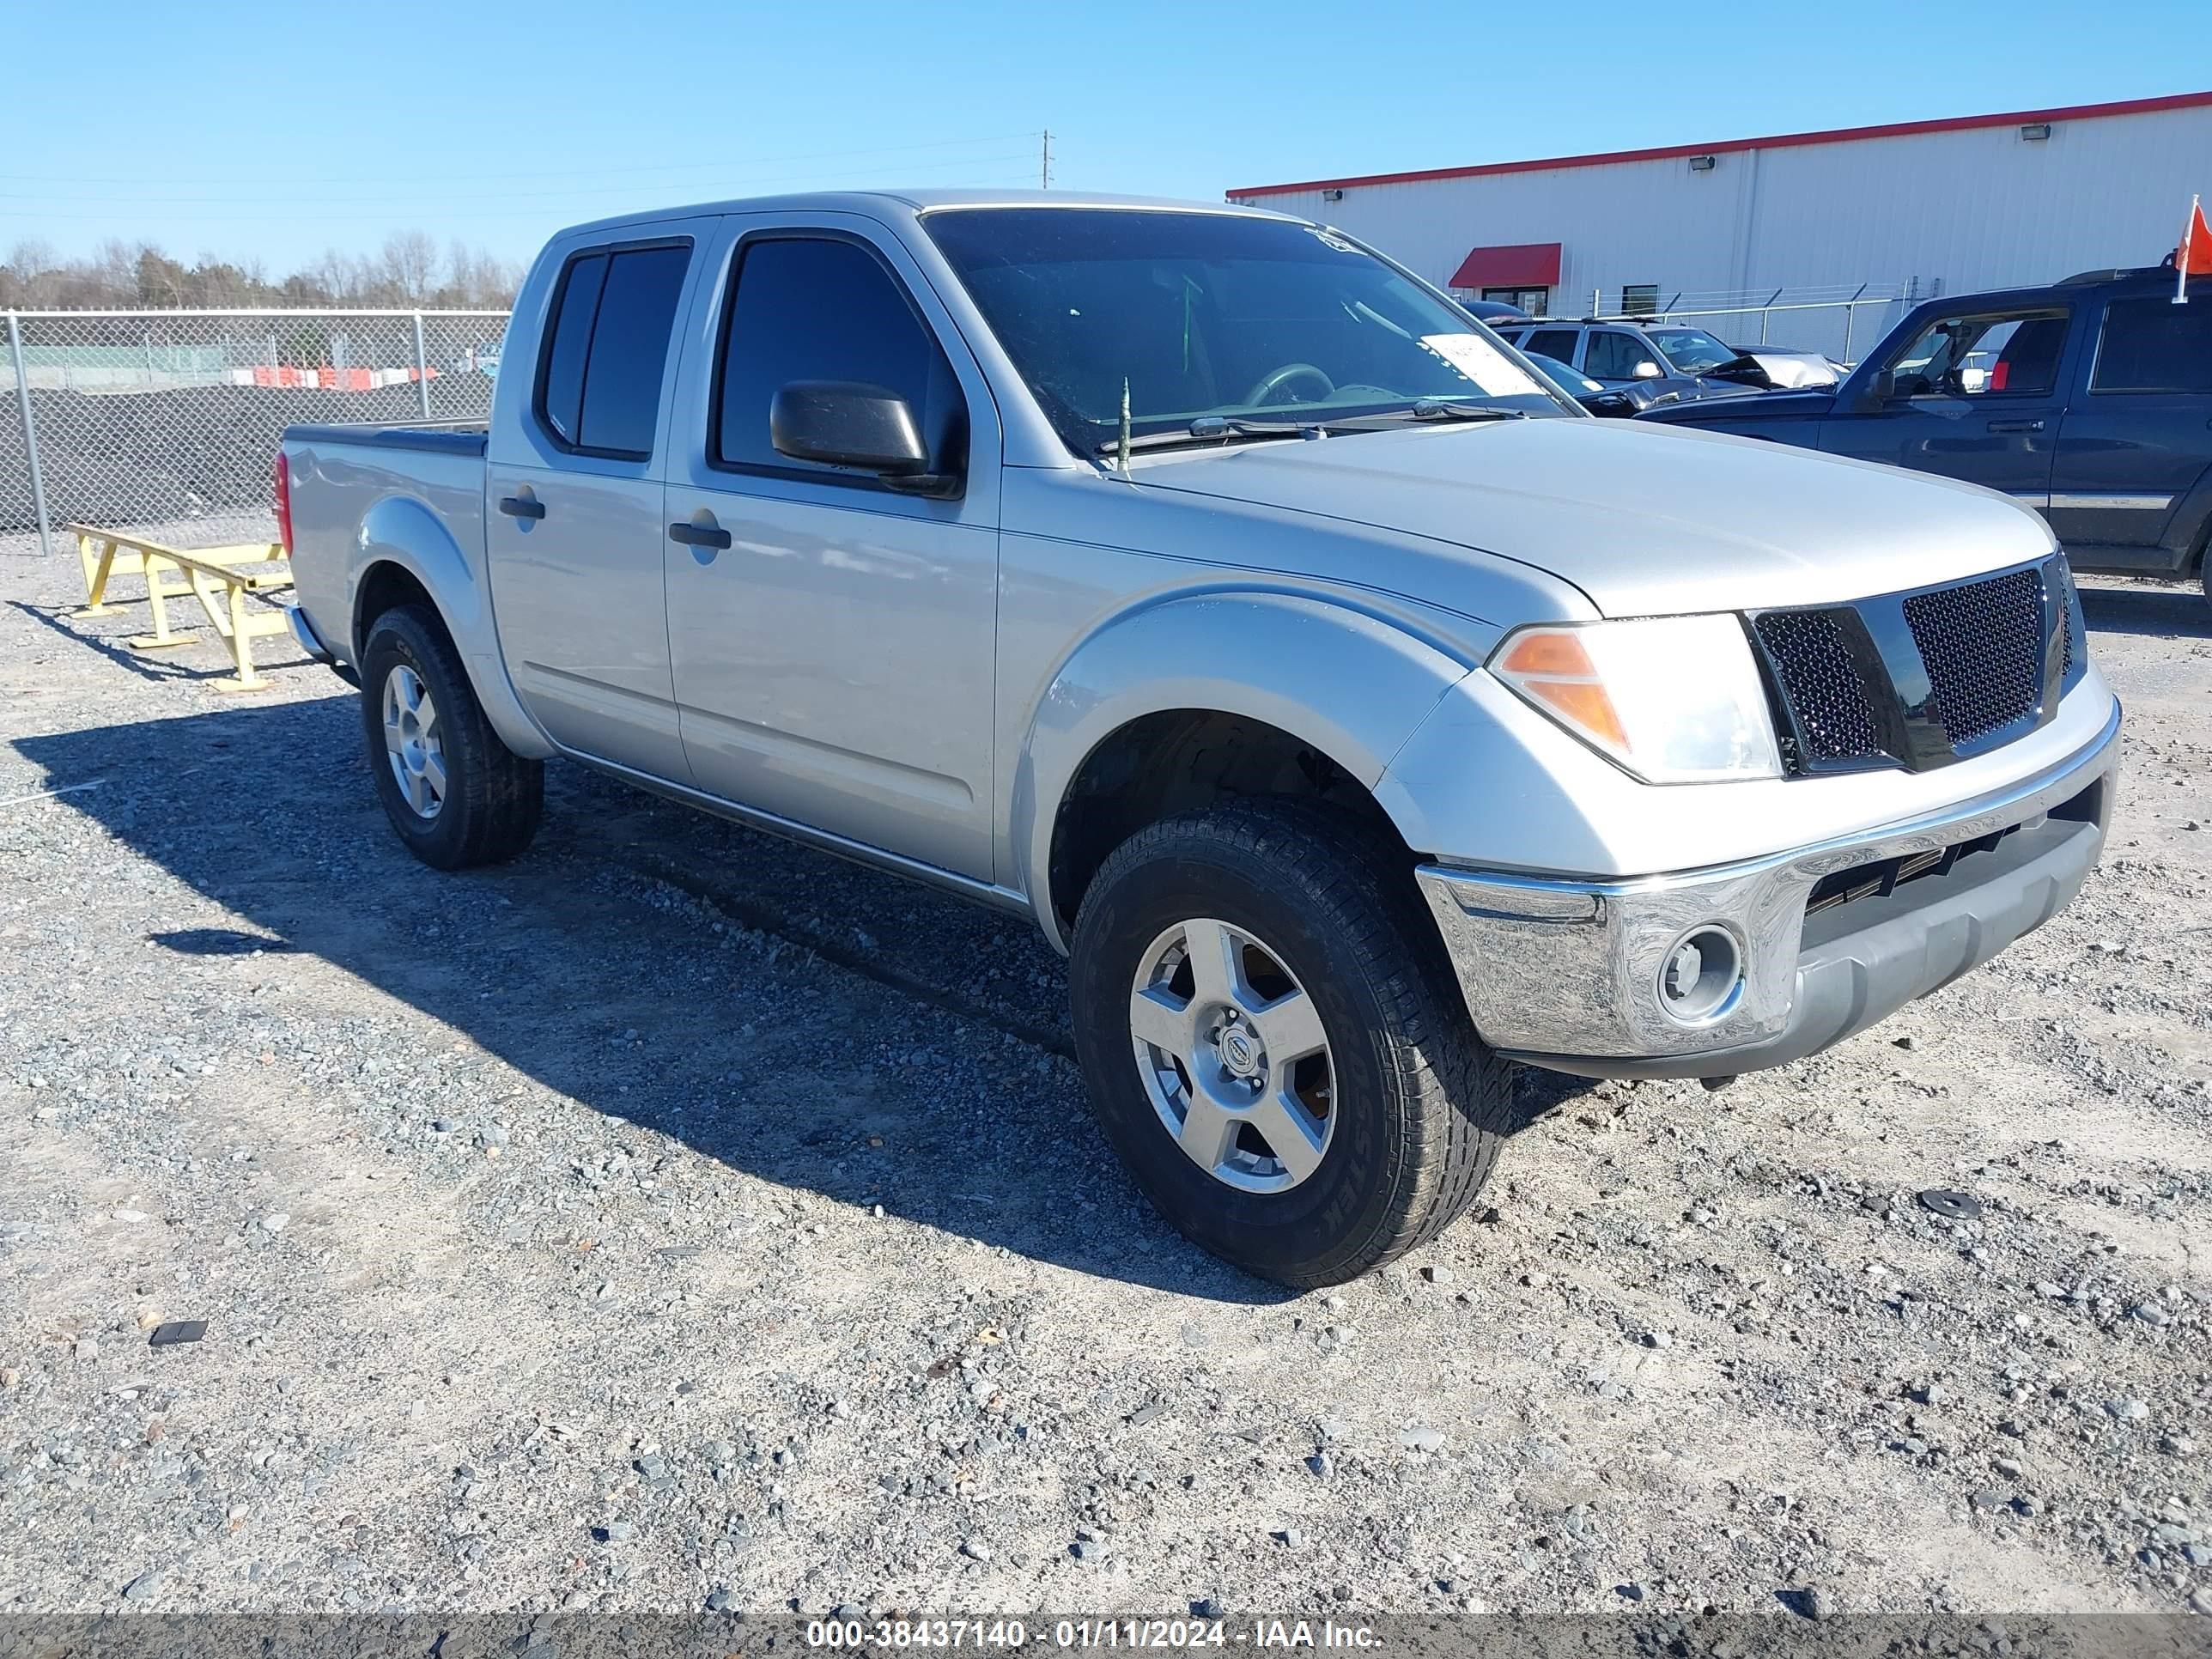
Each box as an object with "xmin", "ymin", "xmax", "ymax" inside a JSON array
[
  {"xmin": 359, "ymin": 604, "xmax": 543, "ymax": 870},
  {"xmin": 1068, "ymin": 799, "xmax": 1511, "ymax": 1288}
]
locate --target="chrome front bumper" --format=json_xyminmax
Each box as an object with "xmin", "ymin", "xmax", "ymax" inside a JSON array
[{"xmin": 1416, "ymin": 702, "xmax": 2122, "ymax": 1079}]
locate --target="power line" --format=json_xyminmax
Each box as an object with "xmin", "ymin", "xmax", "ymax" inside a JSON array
[
  {"xmin": 0, "ymin": 149, "xmax": 1048, "ymax": 216},
  {"xmin": 0, "ymin": 130, "xmax": 1045, "ymax": 191}
]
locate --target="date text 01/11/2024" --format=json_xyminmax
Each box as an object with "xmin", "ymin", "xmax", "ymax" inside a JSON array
[{"xmin": 800, "ymin": 1618, "xmax": 1381, "ymax": 1648}]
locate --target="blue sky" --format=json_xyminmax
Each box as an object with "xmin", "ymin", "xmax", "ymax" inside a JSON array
[{"xmin": 7, "ymin": 0, "xmax": 2209, "ymax": 273}]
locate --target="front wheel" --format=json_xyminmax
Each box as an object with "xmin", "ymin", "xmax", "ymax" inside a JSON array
[
  {"xmin": 1068, "ymin": 801, "xmax": 1510, "ymax": 1288},
  {"xmin": 359, "ymin": 604, "xmax": 543, "ymax": 870}
]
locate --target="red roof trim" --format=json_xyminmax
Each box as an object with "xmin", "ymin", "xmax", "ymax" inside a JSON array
[
  {"xmin": 1226, "ymin": 89, "xmax": 2212, "ymax": 200},
  {"xmin": 1449, "ymin": 242, "xmax": 1562, "ymax": 289}
]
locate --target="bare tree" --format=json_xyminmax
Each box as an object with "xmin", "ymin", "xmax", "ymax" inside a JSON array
[
  {"xmin": 0, "ymin": 234, "xmax": 524, "ymax": 309},
  {"xmin": 380, "ymin": 231, "xmax": 440, "ymax": 304}
]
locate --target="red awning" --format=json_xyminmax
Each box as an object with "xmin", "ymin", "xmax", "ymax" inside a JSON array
[{"xmin": 1448, "ymin": 242, "xmax": 1562, "ymax": 289}]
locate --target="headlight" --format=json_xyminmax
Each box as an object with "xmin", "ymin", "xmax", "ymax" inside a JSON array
[{"xmin": 1488, "ymin": 614, "xmax": 1781, "ymax": 783}]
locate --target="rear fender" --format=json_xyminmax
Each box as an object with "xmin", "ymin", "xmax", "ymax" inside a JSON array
[
  {"xmin": 353, "ymin": 495, "xmax": 555, "ymax": 760},
  {"xmin": 1009, "ymin": 591, "xmax": 1480, "ymax": 952}
]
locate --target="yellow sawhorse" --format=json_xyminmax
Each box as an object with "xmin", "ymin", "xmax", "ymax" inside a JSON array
[{"xmin": 70, "ymin": 525, "xmax": 294, "ymax": 693}]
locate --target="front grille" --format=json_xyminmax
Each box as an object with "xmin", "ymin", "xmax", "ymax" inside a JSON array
[
  {"xmin": 1902, "ymin": 566, "xmax": 2044, "ymax": 747},
  {"xmin": 1752, "ymin": 610, "xmax": 1884, "ymax": 764},
  {"xmin": 1750, "ymin": 558, "xmax": 2062, "ymax": 776}
]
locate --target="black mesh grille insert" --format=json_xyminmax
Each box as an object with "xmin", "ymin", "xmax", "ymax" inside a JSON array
[
  {"xmin": 1753, "ymin": 610, "xmax": 1884, "ymax": 764},
  {"xmin": 1902, "ymin": 567, "xmax": 2044, "ymax": 746}
]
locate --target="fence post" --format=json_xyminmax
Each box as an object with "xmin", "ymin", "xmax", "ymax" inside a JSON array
[
  {"xmin": 412, "ymin": 312, "xmax": 432, "ymax": 420},
  {"xmin": 1842, "ymin": 283, "xmax": 1869, "ymax": 365},
  {"xmin": 6, "ymin": 312, "xmax": 53, "ymax": 559}
]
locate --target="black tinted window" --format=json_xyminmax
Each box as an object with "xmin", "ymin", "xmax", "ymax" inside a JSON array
[
  {"xmin": 535, "ymin": 243, "xmax": 691, "ymax": 458},
  {"xmin": 1527, "ymin": 328, "xmax": 1579, "ymax": 362},
  {"xmin": 578, "ymin": 246, "xmax": 690, "ymax": 455},
  {"xmin": 539, "ymin": 252, "xmax": 606, "ymax": 446},
  {"xmin": 2093, "ymin": 297, "xmax": 2212, "ymax": 392},
  {"xmin": 716, "ymin": 237, "xmax": 963, "ymax": 477}
]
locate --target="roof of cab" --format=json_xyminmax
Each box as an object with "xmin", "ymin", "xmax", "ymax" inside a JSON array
[{"xmin": 556, "ymin": 188, "xmax": 1304, "ymax": 239}]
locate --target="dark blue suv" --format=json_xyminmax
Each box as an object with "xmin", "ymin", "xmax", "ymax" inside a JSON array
[{"xmin": 1638, "ymin": 265, "xmax": 2212, "ymax": 611}]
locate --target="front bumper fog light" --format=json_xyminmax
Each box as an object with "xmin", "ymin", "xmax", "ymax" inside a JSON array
[{"xmin": 1657, "ymin": 926, "xmax": 1742, "ymax": 1024}]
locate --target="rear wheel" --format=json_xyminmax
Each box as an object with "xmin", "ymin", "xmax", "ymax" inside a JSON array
[
  {"xmin": 1068, "ymin": 800, "xmax": 1510, "ymax": 1287},
  {"xmin": 359, "ymin": 605, "xmax": 543, "ymax": 870}
]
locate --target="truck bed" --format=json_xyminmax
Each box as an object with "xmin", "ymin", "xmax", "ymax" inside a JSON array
[
  {"xmin": 283, "ymin": 421, "xmax": 488, "ymax": 457},
  {"xmin": 281, "ymin": 419, "xmax": 492, "ymax": 674}
]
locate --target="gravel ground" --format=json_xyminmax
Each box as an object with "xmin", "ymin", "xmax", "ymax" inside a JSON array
[{"xmin": 1, "ymin": 534, "xmax": 2209, "ymax": 1622}]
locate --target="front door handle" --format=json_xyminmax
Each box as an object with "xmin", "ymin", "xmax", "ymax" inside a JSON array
[
  {"xmin": 667, "ymin": 520, "xmax": 732, "ymax": 551},
  {"xmin": 1986, "ymin": 418, "xmax": 2045, "ymax": 434},
  {"xmin": 497, "ymin": 495, "xmax": 546, "ymax": 520}
]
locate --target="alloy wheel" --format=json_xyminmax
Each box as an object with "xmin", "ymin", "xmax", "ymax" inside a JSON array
[{"xmin": 1127, "ymin": 917, "xmax": 1335, "ymax": 1194}]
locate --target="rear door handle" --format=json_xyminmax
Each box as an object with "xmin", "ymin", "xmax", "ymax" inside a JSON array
[
  {"xmin": 1986, "ymin": 418, "xmax": 2045, "ymax": 434},
  {"xmin": 667, "ymin": 520, "xmax": 732, "ymax": 550},
  {"xmin": 497, "ymin": 495, "xmax": 546, "ymax": 520}
]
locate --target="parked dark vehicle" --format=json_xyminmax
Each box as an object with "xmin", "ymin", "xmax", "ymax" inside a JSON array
[
  {"xmin": 1523, "ymin": 352, "xmax": 1656, "ymax": 416},
  {"xmin": 1639, "ymin": 265, "xmax": 2212, "ymax": 606},
  {"xmin": 1459, "ymin": 297, "xmax": 1530, "ymax": 322},
  {"xmin": 1494, "ymin": 319, "xmax": 1775, "ymax": 408}
]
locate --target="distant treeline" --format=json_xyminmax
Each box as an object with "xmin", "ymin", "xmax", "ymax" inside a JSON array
[{"xmin": 0, "ymin": 232, "xmax": 523, "ymax": 310}]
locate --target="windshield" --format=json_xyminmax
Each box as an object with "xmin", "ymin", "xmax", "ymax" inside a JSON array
[
  {"xmin": 1646, "ymin": 327, "xmax": 1740, "ymax": 374},
  {"xmin": 921, "ymin": 208, "xmax": 1570, "ymax": 451}
]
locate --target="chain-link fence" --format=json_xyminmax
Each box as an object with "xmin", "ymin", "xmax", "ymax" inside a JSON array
[{"xmin": 2, "ymin": 308, "xmax": 509, "ymax": 552}]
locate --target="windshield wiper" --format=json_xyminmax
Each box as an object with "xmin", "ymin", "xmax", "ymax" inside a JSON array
[
  {"xmin": 1401, "ymin": 399, "xmax": 1528, "ymax": 422},
  {"xmin": 1321, "ymin": 400, "xmax": 1532, "ymax": 431},
  {"xmin": 1095, "ymin": 416, "xmax": 1329, "ymax": 456}
]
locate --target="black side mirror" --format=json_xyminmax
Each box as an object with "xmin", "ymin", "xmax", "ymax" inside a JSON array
[
  {"xmin": 1854, "ymin": 368, "xmax": 1897, "ymax": 411},
  {"xmin": 769, "ymin": 380, "xmax": 954, "ymax": 493}
]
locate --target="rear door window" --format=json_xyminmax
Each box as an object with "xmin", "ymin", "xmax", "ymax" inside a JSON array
[
  {"xmin": 538, "ymin": 254, "xmax": 608, "ymax": 447},
  {"xmin": 714, "ymin": 234, "xmax": 965, "ymax": 482},
  {"xmin": 2091, "ymin": 298, "xmax": 2212, "ymax": 392},
  {"xmin": 536, "ymin": 241, "xmax": 693, "ymax": 459}
]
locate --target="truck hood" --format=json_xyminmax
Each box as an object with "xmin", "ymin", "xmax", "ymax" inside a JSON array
[
  {"xmin": 1644, "ymin": 388, "xmax": 1837, "ymax": 423},
  {"xmin": 1138, "ymin": 415, "xmax": 2047, "ymax": 617}
]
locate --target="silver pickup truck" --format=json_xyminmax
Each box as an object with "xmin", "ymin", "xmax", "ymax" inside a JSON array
[{"xmin": 280, "ymin": 191, "xmax": 2122, "ymax": 1287}]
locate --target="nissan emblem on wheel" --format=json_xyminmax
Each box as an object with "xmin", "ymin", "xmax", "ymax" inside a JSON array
[{"xmin": 278, "ymin": 191, "xmax": 2120, "ymax": 1287}]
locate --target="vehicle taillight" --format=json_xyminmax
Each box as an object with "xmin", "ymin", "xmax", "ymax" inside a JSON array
[{"xmin": 274, "ymin": 451, "xmax": 294, "ymax": 553}]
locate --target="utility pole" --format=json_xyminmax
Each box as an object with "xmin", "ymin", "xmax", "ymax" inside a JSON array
[{"xmin": 1040, "ymin": 131, "xmax": 1052, "ymax": 190}]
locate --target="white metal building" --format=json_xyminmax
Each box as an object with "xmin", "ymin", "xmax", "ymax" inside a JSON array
[{"xmin": 1226, "ymin": 91, "xmax": 2212, "ymax": 359}]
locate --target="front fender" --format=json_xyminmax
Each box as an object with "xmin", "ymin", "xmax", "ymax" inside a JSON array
[
  {"xmin": 354, "ymin": 495, "xmax": 555, "ymax": 760},
  {"xmin": 1010, "ymin": 590, "xmax": 1480, "ymax": 951}
]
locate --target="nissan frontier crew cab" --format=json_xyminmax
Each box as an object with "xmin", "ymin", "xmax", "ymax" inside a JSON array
[{"xmin": 279, "ymin": 191, "xmax": 2122, "ymax": 1288}]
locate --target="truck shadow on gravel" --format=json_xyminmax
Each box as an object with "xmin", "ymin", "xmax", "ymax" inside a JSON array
[
  {"xmin": 17, "ymin": 695, "xmax": 1561, "ymax": 1301},
  {"xmin": 2077, "ymin": 583, "xmax": 2211, "ymax": 640}
]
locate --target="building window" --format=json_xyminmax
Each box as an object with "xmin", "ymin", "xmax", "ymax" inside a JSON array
[
  {"xmin": 1621, "ymin": 284, "xmax": 1659, "ymax": 317},
  {"xmin": 1481, "ymin": 285, "xmax": 1549, "ymax": 317}
]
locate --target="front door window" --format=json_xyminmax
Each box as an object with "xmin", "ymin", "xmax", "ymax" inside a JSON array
[{"xmin": 1888, "ymin": 311, "xmax": 2068, "ymax": 398}]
